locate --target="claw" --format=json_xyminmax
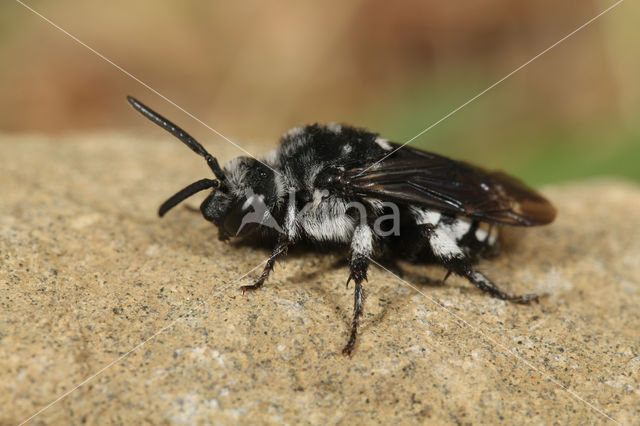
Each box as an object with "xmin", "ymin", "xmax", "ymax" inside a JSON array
[
  {"xmin": 342, "ymin": 335, "xmax": 356, "ymax": 356},
  {"xmin": 508, "ymin": 293, "xmax": 540, "ymax": 304},
  {"xmin": 346, "ymin": 271, "xmax": 367, "ymax": 289},
  {"xmin": 239, "ymin": 283, "xmax": 261, "ymax": 294}
]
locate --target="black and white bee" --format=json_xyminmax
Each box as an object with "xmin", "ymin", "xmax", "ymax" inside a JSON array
[{"xmin": 128, "ymin": 96, "xmax": 556, "ymax": 355}]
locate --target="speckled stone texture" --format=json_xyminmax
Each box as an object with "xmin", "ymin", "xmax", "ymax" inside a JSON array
[{"xmin": 1, "ymin": 133, "xmax": 638, "ymax": 425}]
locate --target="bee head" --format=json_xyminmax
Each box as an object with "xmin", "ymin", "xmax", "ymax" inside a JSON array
[
  {"xmin": 127, "ymin": 96, "xmax": 282, "ymax": 238},
  {"xmin": 200, "ymin": 157, "xmax": 280, "ymax": 237}
]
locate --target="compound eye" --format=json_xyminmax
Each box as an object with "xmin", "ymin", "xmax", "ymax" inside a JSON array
[{"xmin": 200, "ymin": 192, "xmax": 231, "ymax": 223}]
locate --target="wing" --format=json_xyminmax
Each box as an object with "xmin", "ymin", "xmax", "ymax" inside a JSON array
[{"xmin": 343, "ymin": 144, "xmax": 556, "ymax": 226}]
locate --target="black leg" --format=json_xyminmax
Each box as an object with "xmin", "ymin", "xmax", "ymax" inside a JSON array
[
  {"xmin": 342, "ymin": 256, "xmax": 369, "ymax": 356},
  {"xmin": 425, "ymin": 225, "xmax": 537, "ymax": 304},
  {"xmin": 240, "ymin": 235, "xmax": 291, "ymax": 294},
  {"xmin": 445, "ymin": 256, "xmax": 538, "ymax": 303}
]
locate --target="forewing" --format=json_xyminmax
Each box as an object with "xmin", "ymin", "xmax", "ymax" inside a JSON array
[{"xmin": 344, "ymin": 145, "xmax": 556, "ymax": 226}]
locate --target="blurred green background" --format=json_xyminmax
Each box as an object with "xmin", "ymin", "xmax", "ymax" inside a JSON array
[{"xmin": 1, "ymin": 0, "xmax": 638, "ymax": 186}]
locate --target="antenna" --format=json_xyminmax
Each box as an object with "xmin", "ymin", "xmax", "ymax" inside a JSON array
[
  {"xmin": 158, "ymin": 178, "xmax": 220, "ymax": 217},
  {"xmin": 127, "ymin": 96, "xmax": 226, "ymax": 180}
]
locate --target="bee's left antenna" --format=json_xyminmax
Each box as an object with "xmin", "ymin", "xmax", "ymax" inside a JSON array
[
  {"xmin": 158, "ymin": 178, "xmax": 220, "ymax": 217},
  {"xmin": 127, "ymin": 96, "xmax": 226, "ymax": 181}
]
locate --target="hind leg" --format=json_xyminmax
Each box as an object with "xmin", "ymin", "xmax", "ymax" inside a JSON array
[{"xmin": 424, "ymin": 224, "xmax": 537, "ymax": 303}]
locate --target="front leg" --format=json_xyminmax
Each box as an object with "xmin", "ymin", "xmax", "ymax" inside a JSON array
[
  {"xmin": 240, "ymin": 234, "xmax": 291, "ymax": 293},
  {"xmin": 342, "ymin": 225, "xmax": 373, "ymax": 356}
]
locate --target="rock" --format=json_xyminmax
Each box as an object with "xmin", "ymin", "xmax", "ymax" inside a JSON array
[{"xmin": 1, "ymin": 133, "xmax": 638, "ymax": 424}]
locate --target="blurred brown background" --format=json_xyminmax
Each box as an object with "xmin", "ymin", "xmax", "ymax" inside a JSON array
[{"xmin": 1, "ymin": 0, "xmax": 638, "ymax": 185}]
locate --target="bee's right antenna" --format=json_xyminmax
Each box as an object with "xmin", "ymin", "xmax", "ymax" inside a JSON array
[{"xmin": 127, "ymin": 96, "xmax": 226, "ymax": 181}]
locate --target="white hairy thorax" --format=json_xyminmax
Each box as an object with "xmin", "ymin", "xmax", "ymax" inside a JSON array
[{"xmin": 296, "ymin": 194, "xmax": 355, "ymax": 243}]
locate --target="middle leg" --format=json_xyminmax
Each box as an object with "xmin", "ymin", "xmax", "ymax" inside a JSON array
[{"xmin": 342, "ymin": 225, "xmax": 373, "ymax": 356}]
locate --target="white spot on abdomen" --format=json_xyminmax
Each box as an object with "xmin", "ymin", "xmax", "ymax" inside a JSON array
[
  {"xmin": 475, "ymin": 227, "xmax": 488, "ymax": 241},
  {"xmin": 411, "ymin": 207, "xmax": 441, "ymax": 226},
  {"xmin": 430, "ymin": 228, "xmax": 464, "ymax": 259},
  {"xmin": 445, "ymin": 219, "xmax": 472, "ymax": 241},
  {"xmin": 488, "ymin": 226, "xmax": 499, "ymax": 245}
]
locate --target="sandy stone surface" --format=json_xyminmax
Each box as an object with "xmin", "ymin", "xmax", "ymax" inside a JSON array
[{"xmin": 1, "ymin": 133, "xmax": 638, "ymax": 425}]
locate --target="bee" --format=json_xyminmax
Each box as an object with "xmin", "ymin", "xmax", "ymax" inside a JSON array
[{"xmin": 127, "ymin": 96, "xmax": 556, "ymax": 355}]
